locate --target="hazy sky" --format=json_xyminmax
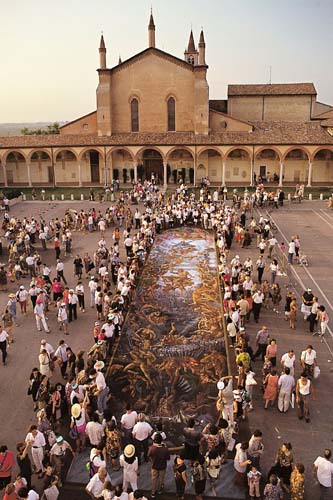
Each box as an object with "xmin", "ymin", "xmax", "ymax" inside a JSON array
[{"xmin": 1, "ymin": 0, "xmax": 332, "ymax": 122}]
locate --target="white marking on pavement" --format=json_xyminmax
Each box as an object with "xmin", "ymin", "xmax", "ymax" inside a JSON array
[
  {"xmin": 312, "ymin": 209, "xmax": 333, "ymax": 229},
  {"xmin": 320, "ymin": 209, "xmax": 333, "ymax": 222},
  {"xmin": 264, "ymin": 211, "xmax": 333, "ymax": 343}
]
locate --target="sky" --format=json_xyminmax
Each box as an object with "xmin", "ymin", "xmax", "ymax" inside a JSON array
[{"xmin": 0, "ymin": 0, "xmax": 332, "ymax": 123}]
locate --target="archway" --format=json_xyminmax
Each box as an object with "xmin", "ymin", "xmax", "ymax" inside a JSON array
[
  {"xmin": 108, "ymin": 148, "xmax": 134, "ymax": 184},
  {"xmin": 55, "ymin": 150, "xmax": 79, "ymax": 185},
  {"xmin": 312, "ymin": 149, "xmax": 333, "ymax": 184},
  {"xmin": 197, "ymin": 149, "xmax": 222, "ymax": 185},
  {"xmin": 225, "ymin": 148, "xmax": 251, "ymax": 184},
  {"xmin": 140, "ymin": 149, "xmax": 164, "ymax": 183},
  {"xmin": 283, "ymin": 149, "xmax": 309, "ymax": 184},
  {"xmin": 167, "ymin": 148, "xmax": 194, "ymax": 184},
  {"xmin": 30, "ymin": 151, "xmax": 53, "ymax": 185},
  {"xmin": 254, "ymin": 149, "xmax": 281, "ymax": 184},
  {"xmin": 79, "ymin": 149, "xmax": 105, "ymax": 185},
  {"xmin": 5, "ymin": 152, "xmax": 28, "ymax": 185}
]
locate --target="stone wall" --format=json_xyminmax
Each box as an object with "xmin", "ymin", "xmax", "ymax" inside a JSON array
[{"xmin": 229, "ymin": 95, "xmax": 312, "ymax": 122}]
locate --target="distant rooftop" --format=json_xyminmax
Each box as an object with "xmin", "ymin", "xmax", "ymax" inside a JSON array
[{"xmin": 228, "ymin": 83, "xmax": 317, "ymax": 96}]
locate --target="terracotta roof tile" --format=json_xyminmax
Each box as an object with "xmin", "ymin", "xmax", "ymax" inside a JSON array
[
  {"xmin": 1, "ymin": 121, "xmax": 332, "ymax": 150},
  {"xmin": 228, "ymin": 83, "xmax": 317, "ymax": 96}
]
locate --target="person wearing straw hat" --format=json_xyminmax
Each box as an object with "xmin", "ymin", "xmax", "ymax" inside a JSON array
[
  {"xmin": 7, "ymin": 294, "xmax": 18, "ymax": 326},
  {"xmin": 70, "ymin": 400, "xmax": 88, "ymax": 452},
  {"xmin": 89, "ymin": 368, "xmax": 109, "ymax": 415},
  {"xmin": 120, "ymin": 444, "xmax": 139, "ymax": 493}
]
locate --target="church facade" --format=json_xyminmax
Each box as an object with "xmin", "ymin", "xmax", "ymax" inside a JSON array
[{"xmin": 1, "ymin": 14, "xmax": 333, "ymax": 188}]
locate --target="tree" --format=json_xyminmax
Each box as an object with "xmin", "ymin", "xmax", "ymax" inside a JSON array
[{"xmin": 21, "ymin": 122, "xmax": 60, "ymax": 135}]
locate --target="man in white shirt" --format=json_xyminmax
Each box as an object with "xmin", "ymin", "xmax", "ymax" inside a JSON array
[
  {"xmin": 56, "ymin": 259, "xmax": 67, "ymax": 285},
  {"xmin": 268, "ymin": 236, "xmax": 278, "ymax": 258},
  {"xmin": 281, "ymin": 350, "xmax": 296, "ymax": 377},
  {"xmin": 86, "ymin": 467, "xmax": 111, "ymax": 499},
  {"xmin": 288, "ymin": 239, "xmax": 296, "ymax": 264},
  {"xmin": 86, "ymin": 413, "xmax": 104, "ymax": 447},
  {"xmin": 34, "ymin": 300, "xmax": 50, "ymax": 333},
  {"xmin": 55, "ymin": 339, "xmax": 69, "ymax": 377},
  {"xmin": 89, "ymin": 278, "xmax": 98, "ymax": 308},
  {"xmin": 68, "ymin": 290, "xmax": 79, "ymax": 322},
  {"xmin": 300, "ymin": 345, "xmax": 317, "ymax": 378},
  {"xmin": 40, "ymin": 339, "xmax": 54, "ymax": 358},
  {"xmin": 277, "ymin": 367, "xmax": 295, "ymax": 413},
  {"xmin": 25, "ymin": 426, "xmax": 46, "ymax": 474},
  {"xmin": 17, "ymin": 487, "xmax": 39, "ymax": 500},
  {"xmin": 90, "ymin": 368, "xmax": 109, "ymax": 414},
  {"xmin": 313, "ymin": 449, "xmax": 333, "ymax": 499},
  {"xmin": 132, "ymin": 413, "xmax": 153, "ymax": 464},
  {"xmin": 121, "ymin": 405, "xmax": 138, "ymax": 443},
  {"xmin": 26, "ymin": 255, "xmax": 36, "ymax": 277}
]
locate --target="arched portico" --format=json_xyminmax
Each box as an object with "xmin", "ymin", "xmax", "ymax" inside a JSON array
[
  {"xmin": 166, "ymin": 148, "xmax": 194, "ymax": 184},
  {"xmin": 254, "ymin": 148, "xmax": 281, "ymax": 184},
  {"xmin": 197, "ymin": 148, "xmax": 223, "ymax": 185},
  {"xmin": 30, "ymin": 151, "xmax": 53, "ymax": 185},
  {"xmin": 108, "ymin": 148, "xmax": 135, "ymax": 184},
  {"xmin": 225, "ymin": 148, "xmax": 252, "ymax": 185},
  {"xmin": 283, "ymin": 148, "xmax": 310, "ymax": 184},
  {"xmin": 312, "ymin": 149, "xmax": 333, "ymax": 184},
  {"xmin": 78, "ymin": 148, "xmax": 105, "ymax": 186},
  {"xmin": 55, "ymin": 150, "xmax": 80, "ymax": 186},
  {"xmin": 4, "ymin": 152, "xmax": 28, "ymax": 186},
  {"xmin": 136, "ymin": 148, "xmax": 164, "ymax": 184}
]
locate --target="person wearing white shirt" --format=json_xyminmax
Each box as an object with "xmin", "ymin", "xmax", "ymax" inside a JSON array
[
  {"xmin": 17, "ymin": 487, "xmax": 40, "ymax": 500},
  {"xmin": 300, "ymin": 345, "xmax": 317, "ymax": 378},
  {"xmin": 57, "ymin": 304, "xmax": 69, "ymax": 335},
  {"xmin": 313, "ymin": 449, "xmax": 333, "ymax": 498},
  {"xmin": 86, "ymin": 414, "xmax": 104, "ymax": 447},
  {"xmin": 281, "ymin": 350, "xmax": 295, "ymax": 376},
  {"xmin": 86, "ymin": 467, "xmax": 111, "ymax": 499},
  {"xmin": 56, "ymin": 260, "xmax": 67, "ymax": 284},
  {"xmin": 0, "ymin": 328, "xmax": 10, "ymax": 365},
  {"xmin": 288, "ymin": 239, "xmax": 296, "ymax": 264},
  {"xmin": 268, "ymin": 237, "xmax": 278, "ymax": 258},
  {"xmin": 277, "ymin": 367, "xmax": 295, "ymax": 413},
  {"xmin": 121, "ymin": 406, "xmax": 138, "ymax": 441},
  {"xmin": 25, "ymin": 426, "xmax": 46, "ymax": 473},
  {"xmin": 132, "ymin": 414, "xmax": 153, "ymax": 464},
  {"xmin": 68, "ymin": 290, "xmax": 79, "ymax": 322},
  {"xmin": 89, "ymin": 278, "xmax": 98, "ymax": 308},
  {"xmin": 40, "ymin": 339, "xmax": 54, "ymax": 358},
  {"xmin": 90, "ymin": 369, "xmax": 109, "ymax": 414},
  {"xmin": 34, "ymin": 302, "xmax": 50, "ymax": 333}
]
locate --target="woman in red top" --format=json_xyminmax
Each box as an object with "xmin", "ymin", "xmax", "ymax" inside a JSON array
[
  {"xmin": 0, "ymin": 445, "xmax": 14, "ymax": 490},
  {"xmin": 51, "ymin": 278, "xmax": 63, "ymax": 303},
  {"xmin": 3, "ymin": 482, "xmax": 17, "ymax": 500}
]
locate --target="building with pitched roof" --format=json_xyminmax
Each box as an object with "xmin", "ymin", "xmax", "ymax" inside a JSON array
[{"xmin": 1, "ymin": 14, "xmax": 333, "ymax": 188}]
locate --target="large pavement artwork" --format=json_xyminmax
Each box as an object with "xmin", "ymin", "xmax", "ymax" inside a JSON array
[{"xmin": 109, "ymin": 227, "xmax": 227, "ymax": 440}]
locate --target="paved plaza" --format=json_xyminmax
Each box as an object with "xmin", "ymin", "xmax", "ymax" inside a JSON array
[{"xmin": 0, "ymin": 199, "xmax": 333, "ymax": 499}]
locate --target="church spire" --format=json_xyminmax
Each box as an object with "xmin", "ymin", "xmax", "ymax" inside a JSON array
[
  {"xmin": 99, "ymin": 33, "xmax": 106, "ymax": 69},
  {"xmin": 148, "ymin": 9, "xmax": 156, "ymax": 48},
  {"xmin": 184, "ymin": 28, "xmax": 198, "ymax": 65},
  {"xmin": 187, "ymin": 30, "xmax": 195, "ymax": 52},
  {"xmin": 198, "ymin": 29, "xmax": 206, "ymax": 65}
]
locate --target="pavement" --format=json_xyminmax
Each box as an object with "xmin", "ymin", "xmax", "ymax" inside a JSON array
[{"xmin": 0, "ymin": 199, "xmax": 333, "ymax": 500}]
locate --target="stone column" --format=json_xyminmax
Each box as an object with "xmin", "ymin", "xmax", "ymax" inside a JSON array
[
  {"xmin": 163, "ymin": 161, "xmax": 168, "ymax": 188},
  {"xmin": 279, "ymin": 161, "xmax": 284, "ymax": 187},
  {"xmin": 2, "ymin": 160, "xmax": 8, "ymax": 187},
  {"xmin": 307, "ymin": 161, "xmax": 313, "ymax": 187},
  {"xmin": 133, "ymin": 160, "xmax": 138, "ymax": 183},
  {"xmin": 193, "ymin": 159, "xmax": 197, "ymax": 186},
  {"xmin": 250, "ymin": 158, "xmax": 254, "ymax": 186},
  {"xmin": 222, "ymin": 160, "xmax": 226, "ymax": 186},
  {"xmin": 78, "ymin": 161, "xmax": 82, "ymax": 187},
  {"xmin": 27, "ymin": 162, "xmax": 32, "ymax": 186}
]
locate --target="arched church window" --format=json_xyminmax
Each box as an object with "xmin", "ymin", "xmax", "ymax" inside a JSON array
[
  {"xmin": 131, "ymin": 98, "xmax": 139, "ymax": 132},
  {"xmin": 167, "ymin": 97, "xmax": 176, "ymax": 132}
]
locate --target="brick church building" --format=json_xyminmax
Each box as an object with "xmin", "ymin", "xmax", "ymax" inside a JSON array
[{"xmin": 1, "ymin": 13, "xmax": 333, "ymax": 188}]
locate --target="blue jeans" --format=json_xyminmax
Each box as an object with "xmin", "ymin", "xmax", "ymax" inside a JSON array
[{"xmin": 97, "ymin": 387, "xmax": 109, "ymax": 413}]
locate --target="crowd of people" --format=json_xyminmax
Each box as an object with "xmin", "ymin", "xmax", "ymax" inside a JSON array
[{"xmin": 0, "ymin": 180, "xmax": 332, "ymax": 500}]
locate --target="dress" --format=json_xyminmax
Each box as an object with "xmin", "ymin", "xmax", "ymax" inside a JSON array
[
  {"xmin": 173, "ymin": 462, "xmax": 187, "ymax": 498},
  {"xmin": 290, "ymin": 469, "xmax": 305, "ymax": 500},
  {"xmin": 263, "ymin": 482, "xmax": 283, "ymax": 500},
  {"xmin": 263, "ymin": 374, "xmax": 279, "ymax": 401}
]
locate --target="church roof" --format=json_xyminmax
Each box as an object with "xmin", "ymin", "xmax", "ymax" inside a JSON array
[
  {"xmin": 1, "ymin": 121, "xmax": 333, "ymax": 149},
  {"xmin": 228, "ymin": 83, "xmax": 317, "ymax": 96},
  {"xmin": 107, "ymin": 47, "xmax": 194, "ymax": 73}
]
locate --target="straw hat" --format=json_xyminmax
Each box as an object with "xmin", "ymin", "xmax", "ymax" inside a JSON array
[
  {"xmin": 71, "ymin": 404, "xmax": 81, "ymax": 419},
  {"xmin": 8, "ymin": 293, "xmax": 16, "ymax": 299},
  {"xmin": 124, "ymin": 444, "xmax": 135, "ymax": 458},
  {"xmin": 94, "ymin": 360, "xmax": 105, "ymax": 371}
]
